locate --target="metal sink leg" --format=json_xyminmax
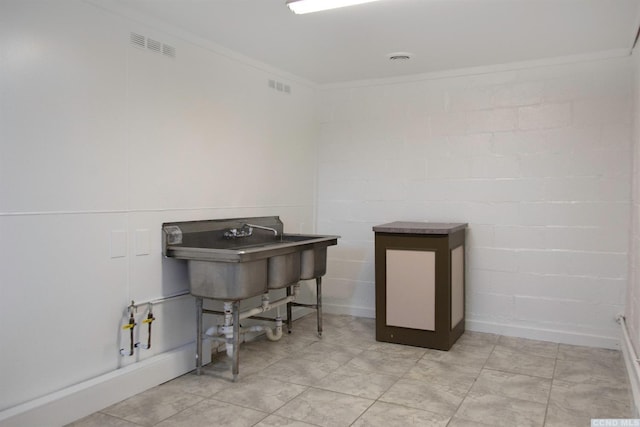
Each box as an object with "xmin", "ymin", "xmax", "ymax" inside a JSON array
[
  {"xmin": 286, "ymin": 286, "xmax": 293, "ymax": 334},
  {"xmin": 287, "ymin": 278, "xmax": 323, "ymax": 337},
  {"xmin": 316, "ymin": 277, "xmax": 323, "ymax": 337},
  {"xmin": 196, "ymin": 297, "xmax": 203, "ymax": 375},
  {"xmin": 232, "ymin": 300, "xmax": 240, "ymax": 382}
]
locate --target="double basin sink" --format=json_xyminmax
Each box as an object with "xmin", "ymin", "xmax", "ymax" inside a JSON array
[{"xmin": 162, "ymin": 217, "xmax": 338, "ymax": 301}]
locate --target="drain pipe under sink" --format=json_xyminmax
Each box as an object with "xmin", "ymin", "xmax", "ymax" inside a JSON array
[
  {"xmin": 205, "ymin": 286, "xmax": 299, "ymax": 356},
  {"xmin": 243, "ymin": 317, "xmax": 284, "ymax": 341},
  {"xmin": 205, "ymin": 318, "xmax": 284, "ymax": 346},
  {"xmin": 239, "ymin": 286, "xmax": 299, "ymax": 321}
]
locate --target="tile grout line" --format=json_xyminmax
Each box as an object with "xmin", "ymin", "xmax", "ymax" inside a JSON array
[
  {"xmin": 162, "ymin": 392, "xmax": 213, "ymax": 426},
  {"xmin": 445, "ymin": 339, "xmax": 498, "ymax": 426},
  {"xmin": 262, "ymin": 320, "xmax": 360, "ymax": 426},
  {"xmin": 259, "ymin": 318, "xmax": 378, "ymax": 426},
  {"xmin": 348, "ymin": 341, "xmax": 425, "ymax": 426},
  {"xmin": 357, "ymin": 345, "xmax": 414, "ymax": 426},
  {"xmin": 96, "ymin": 411, "xmax": 147, "ymax": 426},
  {"xmin": 541, "ymin": 352, "xmax": 559, "ymax": 427}
]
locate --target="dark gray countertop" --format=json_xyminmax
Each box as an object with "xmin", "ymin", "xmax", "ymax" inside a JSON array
[{"xmin": 372, "ymin": 221, "xmax": 467, "ymax": 235}]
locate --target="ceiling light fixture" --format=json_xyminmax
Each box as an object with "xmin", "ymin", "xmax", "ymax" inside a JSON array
[{"xmin": 286, "ymin": 0, "xmax": 382, "ymax": 14}]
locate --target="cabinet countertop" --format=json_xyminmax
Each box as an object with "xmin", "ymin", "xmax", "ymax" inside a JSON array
[{"xmin": 372, "ymin": 221, "xmax": 467, "ymax": 235}]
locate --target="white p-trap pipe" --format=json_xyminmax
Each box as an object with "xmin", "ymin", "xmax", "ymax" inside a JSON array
[
  {"xmin": 244, "ymin": 318, "xmax": 284, "ymax": 341},
  {"xmin": 210, "ymin": 286, "xmax": 300, "ymax": 357},
  {"xmin": 239, "ymin": 287, "xmax": 299, "ymax": 321}
]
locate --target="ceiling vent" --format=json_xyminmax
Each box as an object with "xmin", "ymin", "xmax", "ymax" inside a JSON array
[
  {"xmin": 146, "ymin": 38, "xmax": 161, "ymax": 53},
  {"xmin": 130, "ymin": 32, "xmax": 145, "ymax": 49},
  {"xmin": 130, "ymin": 32, "xmax": 176, "ymax": 59},
  {"xmin": 387, "ymin": 52, "xmax": 413, "ymax": 61},
  {"xmin": 162, "ymin": 44, "xmax": 176, "ymax": 58},
  {"xmin": 268, "ymin": 79, "xmax": 291, "ymax": 95}
]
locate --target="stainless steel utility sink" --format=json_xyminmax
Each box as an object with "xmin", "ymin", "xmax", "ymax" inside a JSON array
[{"xmin": 162, "ymin": 217, "xmax": 338, "ymax": 300}]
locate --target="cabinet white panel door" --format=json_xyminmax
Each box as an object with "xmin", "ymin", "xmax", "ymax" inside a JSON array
[
  {"xmin": 386, "ymin": 249, "xmax": 435, "ymax": 331},
  {"xmin": 451, "ymin": 245, "xmax": 464, "ymax": 329}
]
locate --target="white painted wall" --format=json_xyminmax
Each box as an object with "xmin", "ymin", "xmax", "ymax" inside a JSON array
[
  {"xmin": 317, "ymin": 57, "xmax": 633, "ymax": 348},
  {"xmin": 0, "ymin": 0, "xmax": 317, "ymax": 420},
  {"xmin": 626, "ymin": 49, "xmax": 640, "ymax": 357}
]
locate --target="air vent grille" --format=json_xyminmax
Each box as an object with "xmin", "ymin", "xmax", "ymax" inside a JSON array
[
  {"xmin": 129, "ymin": 32, "xmax": 176, "ymax": 59},
  {"xmin": 146, "ymin": 38, "xmax": 161, "ymax": 53},
  {"xmin": 130, "ymin": 32, "xmax": 145, "ymax": 49},
  {"xmin": 267, "ymin": 78, "xmax": 292, "ymax": 95},
  {"xmin": 162, "ymin": 44, "xmax": 176, "ymax": 58}
]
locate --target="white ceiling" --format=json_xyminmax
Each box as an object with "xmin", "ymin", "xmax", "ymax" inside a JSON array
[{"xmin": 101, "ymin": 0, "xmax": 640, "ymax": 84}]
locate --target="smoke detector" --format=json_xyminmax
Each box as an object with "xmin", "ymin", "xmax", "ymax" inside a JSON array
[{"xmin": 387, "ymin": 52, "xmax": 413, "ymax": 61}]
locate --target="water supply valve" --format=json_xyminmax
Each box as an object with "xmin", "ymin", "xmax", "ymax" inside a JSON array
[
  {"xmin": 120, "ymin": 301, "xmax": 137, "ymax": 356},
  {"xmin": 140, "ymin": 306, "xmax": 155, "ymax": 350},
  {"xmin": 122, "ymin": 321, "xmax": 135, "ymax": 330}
]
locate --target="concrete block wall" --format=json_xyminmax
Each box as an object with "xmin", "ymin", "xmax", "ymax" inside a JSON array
[
  {"xmin": 626, "ymin": 49, "xmax": 640, "ymax": 355},
  {"xmin": 317, "ymin": 56, "xmax": 633, "ymax": 347}
]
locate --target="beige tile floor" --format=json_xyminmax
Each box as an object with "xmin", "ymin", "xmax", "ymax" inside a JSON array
[{"xmin": 69, "ymin": 314, "xmax": 631, "ymax": 427}]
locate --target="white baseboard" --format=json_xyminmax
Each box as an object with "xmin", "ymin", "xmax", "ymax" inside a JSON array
[
  {"xmin": 323, "ymin": 303, "xmax": 375, "ymax": 319},
  {"xmin": 466, "ymin": 319, "xmax": 620, "ymax": 349},
  {"xmin": 324, "ymin": 306, "xmax": 620, "ymax": 349},
  {"xmin": 0, "ymin": 343, "xmax": 205, "ymax": 427},
  {"xmin": 619, "ymin": 316, "xmax": 640, "ymax": 417}
]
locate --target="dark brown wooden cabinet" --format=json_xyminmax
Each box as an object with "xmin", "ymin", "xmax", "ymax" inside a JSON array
[{"xmin": 373, "ymin": 222, "xmax": 467, "ymax": 351}]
